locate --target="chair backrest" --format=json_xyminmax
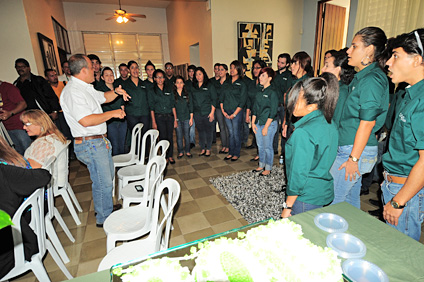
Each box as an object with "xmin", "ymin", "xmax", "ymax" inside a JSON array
[
  {"xmin": 139, "ymin": 156, "xmax": 167, "ymax": 208},
  {"xmin": 129, "ymin": 123, "xmax": 144, "ymax": 160},
  {"xmin": 52, "ymin": 140, "xmax": 71, "ymax": 188},
  {"xmin": 42, "ymin": 156, "xmax": 56, "ymax": 220},
  {"xmin": 150, "ymin": 178, "xmax": 180, "ymax": 252},
  {"xmin": 139, "ymin": 129, "xmax": 159, "ymax": 165},
  {"xmin": 153, "ymin": 140, "xmax": 169, "ymax": 159},
  {"xmin": 9, "ymin": 189, "xmax": 46, "ymax": 271}
]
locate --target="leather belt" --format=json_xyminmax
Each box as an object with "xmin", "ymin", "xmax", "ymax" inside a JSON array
[
  {"xmin": 74, "ymin": 134, "xmax": 107, "ymax": 141},
  {"xmin": 383, "ymin": 171, "xmax": 407, "ymax": 185}
]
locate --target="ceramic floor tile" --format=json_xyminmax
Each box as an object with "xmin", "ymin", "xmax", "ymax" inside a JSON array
[
  {"xmin": 175, "ymin": 212, "xmax": 211, "ymax": 234},
  {"xmin": 189, "ymin": 186, "xmax": 215, "ymax": 199},
  {"xmin": 183, "ymin": 227, "xmax": 215, "ymax": 243},
  {"xmin": 203, "ymin": 206, "xmax": 236, "ymax": 226},
  {"xmin": 76, "ymin": 258, "xmax": 104, "ymax": 277},
  {"xmin": 183, "ymin": 178, "xmax": 208, "ymax": 189},
  {"xmin": 197, "ymin": 168, "xmax": 220, "ymax": 178},
  {"xmin": 174, "ymin": 165, "xmax": 196, "ymax": 174},
  {"xmin": 192, "ymin": 163, "xmax": 211, "ymax": 171},
  {"xmin": 211, "ymin": 219, "xmax": 244, "ymax": 234},
  {"xmin": 195, "ymin": 195, "xmax": 226, "ymax": 211},
  {"xmin": 83, "ymin": 223, "xmax": 107, "ymax": 242},
  {"xmin": 173, "ymin": 200, "xmax": 201, "ymax": 217},
  {"xmin": 178, "ymin": 172, "xmax": 201, "ymax": 181},
  {"xmin": 169, "ymin": 235, "xmax": 186, "ymax": 248},
  {"xmin": 180, "ymin": 189, "xmax": 194, "ymax": 203},
  {"xmin": 80, "ymin": 237, "xmax": 107, "ymax": 263}
]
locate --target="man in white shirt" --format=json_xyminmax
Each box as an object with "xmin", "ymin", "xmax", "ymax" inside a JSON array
[{"xmin": 60, "ymin": 54, "xmax": 130, "ymax": 227}]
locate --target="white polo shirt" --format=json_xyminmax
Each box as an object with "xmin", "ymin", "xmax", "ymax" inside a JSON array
[{"xmin": 60, "ymin": 76, "xmax": 107, "ymax": 137}]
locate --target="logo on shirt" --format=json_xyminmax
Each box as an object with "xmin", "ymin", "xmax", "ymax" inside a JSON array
[
  {"xmin": 235, "ymin": 83, "xmax": 241, "ymax": 86},
  {"xmin": 202, "ymin": 88, "xmax": 208, "ymax": 90},
  {"xmin": 141, "ymin": 86, "xmax": 146, "ymax": 89},
  {"xmin": 352, "ymin": 86, "xmax": 355, "ymax": 91},
  {"xmin": 399, "ymin": 113, "xmax": 406, "ymax": 122},
  {"xmin": 165, "ymin": 92, "xmax": 171, "ymax": 95},
  {"xmin": 263, "ymin": 95, "xmax": 268, "ymax": 98},
  {"xmin": 283, "ymin": 78, "xmax": 287, "ymax": 80}
]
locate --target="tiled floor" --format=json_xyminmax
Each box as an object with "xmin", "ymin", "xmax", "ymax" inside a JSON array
[{"xmin": 12, "ymin": 136, "xmax": 424, "ymax": 281}]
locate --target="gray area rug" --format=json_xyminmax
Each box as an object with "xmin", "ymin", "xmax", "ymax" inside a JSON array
[{"xmin": 210, "ymin": 166, "xmax": 286, "ymax": 224}]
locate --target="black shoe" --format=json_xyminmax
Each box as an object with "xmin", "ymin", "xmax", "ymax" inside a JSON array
[
  {"xmin": 231, "ymin": 157, "xmax": 239, "ymax": 162},
  {"xmin": 186, "ymin": 153, "xmax": 193, "ymax": 158},
  {"xmin": 96, "ymin": 223, "xmax": 103, "ymax": 228},
  {"xmin": 259, "ymin": 172, "xmax": 271, "ymax": 176},
  {"xmin": 252, "ymin": 168, "xmax": 263, "ymax": 173},
  {"xmin": 246, "ymin": 144, "xmax": 255, "ymax": 149},
  {"xmin": 360, "ymin": 190, "xmax": 370, "ymax": 196},
  {"xmin": 250, "ymin": 156, "xmax": 259, "ymax": 162},
  {"xmin": 224, "ymin": 155, "xmax": 232, "ymax": 160},
  {"xmin": 369, "ymin": 199, "xmax": 381, "ymax": 206},
  {"xmin": 169, "ymin": 158, "xmax": 176, "ymax": 164},
  {"xmin": 113, "ymin": 204, "xmax": 122, "ymax": 212},
  {"xmin": 368, "ymin": 208, "xmax": 382, "ymax": 217},
  {"xmin": 190, "ymin": 143, "xmax": 195, "ymax": 149},
  {"xmin": 177, "ymin": 154, "xmax": 184, "ymax": 159},
  {"xmin": 199, "ymin": 151, "xmax": 206, "ymax": 156}
]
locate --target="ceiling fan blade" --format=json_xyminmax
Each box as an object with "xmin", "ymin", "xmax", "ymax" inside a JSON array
[
  {"xmin": 126, "ymin": 13, "xmax": 146, "ymax": 18},
  {"xmin": 126, "ymin": 16, "xmax": 136, "ymax": 22},
  {"xmin": 105, "ymin": 16, "xmax": 117, "ymax": 20},
  {"xmin": 96, "ymin": 13, "xmax": 113, "ymax": 15}
]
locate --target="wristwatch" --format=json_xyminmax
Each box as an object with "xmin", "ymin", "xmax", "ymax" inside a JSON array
[
  {"xmin": 390, "ymin": 198, "xmax": 406, "ymax": 209},
  {"xmin": 233, "ymin": 114, "xmax": 237, "ymax": 118},
  {"xmin": 282, "ymin": 202, "xmax": 292, "ymax": 210},
  {"xmin": 349, "ymin": 154, "xmax": 359, "ymax": 162}
]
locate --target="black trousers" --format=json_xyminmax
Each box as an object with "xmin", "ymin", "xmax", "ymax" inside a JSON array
[{"xmin": 155, "ymin": 114, "xmax": 174, "ymax": 158}]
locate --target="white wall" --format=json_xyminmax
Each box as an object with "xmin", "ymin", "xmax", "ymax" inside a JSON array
[
  {"xmin": 63, "ymin": 2, "xmax": 170, "ymax": 63},
  {"xmin": 210, "ymin": 0, "xmax": 304, "ymax": 72}
]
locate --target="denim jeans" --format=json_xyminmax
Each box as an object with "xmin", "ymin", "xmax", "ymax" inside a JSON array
[
  {"xmin": 155, "ymin": 114, "xmax": 174, "ymax": 158},
  {"xmin": 273, "ymin": 105, "xmax": 284, "ymax": 153},
  {"xmin": 225, "ymin": 111, "xmax": 243, "ymax": 157},
  {"xmin": 331, "ymin": 145, "xmax": 378, "ymax": 208},
  {"xmin": 8, "ymin": 129, "xmax": 31, "ymax": 156},
  {"xmin": 107, "ymin": 120, "xmax": 127, "ymax": 156},
  {"xmin": 190, "ymin": 119, "xmax": 196, "ymax": 145},
  {"xmin": 291, "ymin": 200, "xmax": 323, "ymax": 215},
  {"xmin": 255, "ymin": 121, "xmax": 278, "ymax": 171},
  {"xmin": 382, "ymin": 177, "xmax": 424, "ymax": 241},
  {"xmin": 74, "ymin": 137, "xmax": 114, "ymax": 224},
  {"xmin": 215, "ymin": 108, "xmax": 229, "ymax": 148},
  {"xmin": 241, "ymin": 109, "xmax": 250, "ymax": 145},
  {"xmin": 175, "ymin": 119, "xmax": 190, "ymax": 154},
  {"xmin": 194, "ymin": 114, "xmax": 213, "ymax": 150}
]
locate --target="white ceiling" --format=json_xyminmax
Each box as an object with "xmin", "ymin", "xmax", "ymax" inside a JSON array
[{"xmin": 61, "ymin": 0, "xmax": 206, "ymax": 9}]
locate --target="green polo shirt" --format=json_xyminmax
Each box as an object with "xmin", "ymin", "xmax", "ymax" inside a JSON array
[
  {"xmin": 252, "ymin": 85, "xmax": 278, "ymax": 125},
  {"xmin": 95, "ymin": 80, "xmax": 124, "ymax": 123},
  {"xmin": 220, "ymin": 77, "xmax": 247, "ymax": 112},
  {"xmin": 385, "ymin": 89, "xmax": 406, "ymax": 131},
  {"xmin": 121, "ymin": 78, "xmax": 150, "ymax": 116},
  {"xmin": 165, "ymin": 75, "xmax": 176, "ymax": 85},
  {"xmin": 114, "ymin": 77, "xmax": 128, "ymax": 88},
  {"xmin": 212, "ymin": 78, "xmax": 227, "ymax": 108},
  {"xmin": 273, "ymin": 69, "xmax": 293, "ymax": 104},
  {"xmin": 143, "ymin": 79, "xmax": 154, "ymax": 92},
  {"xmin": 246, "ymin": 79, "xmax": 261, "ymax": 110},
  {"xmin": 383, "ymin": 80, "xmax": 424, "ymax": 176},
  {"xmin": 190, "ymin": 81, "xmax": 217, "ymax": 116},
  {"xmin": 332, "ymin": 81, "xmax": 349, "ymax": 128},
  {"xmin": 285, "ymin": 73, "xmax": 310, "ymax": 108},
  {"xmin": 286, "ymin": 110, "xmax": 338, "ymax": 205},
  {"xmin": 185, "ymin": 78, "xmax": 194, "ymax": 93},
  {"xmin": 338, "ymin": 62, "xmax": 389, "ymax": 146},
  {"xmin": 148, "ymin": 84, "xmax": 175, "ymax": 115},
  {"xmin": 175, "ymin": 91, "xmax": 193, "ymax": 121}
]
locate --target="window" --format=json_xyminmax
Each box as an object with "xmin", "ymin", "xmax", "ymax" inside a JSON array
[{"xmin": 82, "ymin": 32, "xmax": 164, "ymax": 79}]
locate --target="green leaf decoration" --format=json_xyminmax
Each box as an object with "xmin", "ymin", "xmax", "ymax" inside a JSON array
[
  {"xmin": 220, "ymin": 251, "xmax": 253, "ymax": 282},
  {"xmin": 0, "ymin": 210, "xmax": 13, "ymax": 229}
]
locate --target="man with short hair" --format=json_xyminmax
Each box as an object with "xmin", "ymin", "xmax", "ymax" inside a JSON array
[
  {"xmin": 87, "ymin": 54, "xmax": 102, "ymax": 88},
  {"xmin": 164, "ymin": 62, "xmax": 176, "ymax": 84},
  {"xmin": 114, "ymin": 63, "xmax": 129, "ymax": 88},
  {"xmin": 45, "ymin": 69, "xmax": 65, "ymax": 99},
  {"xmin": 61, "ymin": 54, "xmax": 130, "ymax": 227},
  {"xmin": 13, "ymin": 58, "xmax": 60, "ymax": 121},
  {"xmin": 144, "ymin": 60, "xmax": 156, "ymax": 90},
  {"xmin": 58, "ymin": 61, "xmax": 72, "ymax": 82}
]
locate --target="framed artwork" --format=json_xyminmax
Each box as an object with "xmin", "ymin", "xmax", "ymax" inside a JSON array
[
  {"xmin": 37, "ymin": 32, "xmax": 59, "ymax": 72},
  {"xmin": 238, "ymin": 22, "xmax": 274, "ymax": 78}
]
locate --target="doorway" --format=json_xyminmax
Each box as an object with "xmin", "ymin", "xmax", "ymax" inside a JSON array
[{"xmin": 313, "ymin": 0, "xmax": 350, "ymax": 76}]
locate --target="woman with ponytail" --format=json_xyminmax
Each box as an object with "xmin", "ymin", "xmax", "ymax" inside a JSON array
[
  {"xmin": 331, "ymin": 27, "xmax": 389, "ymax": 209},
  {"xmin": 281, "ymin": 73, "xmax": 339, "ymax": 217}
]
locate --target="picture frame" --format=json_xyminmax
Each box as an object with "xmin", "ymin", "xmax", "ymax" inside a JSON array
[{"xmin": 37, "ymin": 32, "xmax": 59, "ymax": 72}]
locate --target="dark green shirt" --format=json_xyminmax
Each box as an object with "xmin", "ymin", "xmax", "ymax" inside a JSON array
[
  {"xmin": 385, "ymin": 88, "xmax": 406, "ymax": 131},
  {"xmin": 114, "ymin": 77, "xmax": 129, "ymax": 88},
  {"xmin": 338, "ymin": 62, "xmax": 389, "ymax": 146},
  {"xmin": 165, "ymin": 75, "xmax": 176, "ymax": 85},
  {"xmin": 273, "ymin": 69, "xmax": 293, "ymax": 104},
  {"xmin": 246, "ymin": 79, "xmax": 261, "ymax": 110},
  {"xmin": 175, "ymin": 91, "xmax": 193, "ymax": 121},
  {"xmin": 383, "ymin": 79, "xmax": 424, "ymax": 176},
  {"xmin": 220, "ymin": 77, "xmax": 247, "ymax": 112},
  {"xmin": 286, "ymin": 110, "xmax": 338, "ymax": 205},
  {"xmin": 95, "ymin": 80, "xmax": 124, "ymax": 123},
  {"xmin": 191, "ymin": 81, "xmax": 217, "ymax": 116},
  {"xmin": 143, "ymin": 79, "xmax": 154, "ymax": 92},
  {"xmin": 122, "ymin": 78, "xmax": 150, "ymax": 116},
  {"xmin": 252, "ymin": 85, "xmax": 278, "ymax": 125},
  {"xmin": 148, "ymin": 84, "xmax": 175, "ymax": 115},
  {"xmin": 332, "ymin": 81, "xmax": 349, "ymax": 128}
]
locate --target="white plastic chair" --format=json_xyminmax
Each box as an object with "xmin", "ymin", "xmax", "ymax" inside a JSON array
[
  {"xmin": 117, "ymin": 129, "xmax": 159, "ymax": 197},
  {"xmin": 98, "ymin": 178, "xmax": 181, "ymax": 271},
  {"xmin": 1, "ymin": 188, "xmax": 73, "ymax": 281},
  {"xmin": 112, "ymin": 123, "xmax": 144, "ymax": 198},
  {"xmin": 121, "ymin": 140, "xmax": 169, "ymax": 208},
  {"xmin": 104, "ymin": 155, "xmax": 166, "ymax": 253},
  {"xmin": 52, "ymin": 140, "xmax": 83, "ymax": 226},
  {"xmin": 42, "ymin": 156, "xmax": 75, "ymax": 264}
]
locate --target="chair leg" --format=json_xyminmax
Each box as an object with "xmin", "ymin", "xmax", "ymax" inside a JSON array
[
  {"xmin": 45, "ymin": 239, "xmax": 73, "ymax": 279},
  {"xmin": 118, "ymin": 177, "xmax": 123, "ymax": 200},
  {"xmin": 45, "ymin": 217, "xmax": 70, "ymax": 264},
  {"xmin": 31, "ymin": 259, "xmax": 52, "ymax": 282},
  {"xmin": 54, "ymin": 207, "xmax": 76, "ymax": 243},
  {"xmin": 67, "ymin": 182, "xmax": 83, "ymax": 212},
  {"xmin": 106, "ymin": 236, "xmax": 117, "ymax": 253},
  {"xmin": 61, "ymin": 190, "xmax": 82, "ymax": 225}
]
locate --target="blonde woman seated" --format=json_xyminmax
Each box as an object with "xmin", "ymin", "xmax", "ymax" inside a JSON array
[{"xmin": 21, "ymin": 109, "xmax": 67, "ymax": 168}]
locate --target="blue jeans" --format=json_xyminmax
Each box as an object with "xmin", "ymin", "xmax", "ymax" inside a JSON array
[
  {"xmin": 255, "ymin": 121, "xmax": 278, "ymax": 171},
  {"xmin": 382, "ymin": 176, "xmax": 424, "ymax": 241},
  {"xmin": 215, "ymin": 108, "xmax": 229, "ymax": 148},
  {"xmin": 331, "ymin": 145, "xmax": 378, "ymax": 208},
  {"xmin": 175, "ymin": 119, "xmax": 190, "ymax": 154},
  {"xmin": 190, "ymin": 119, "xmax": 196, "ymax": 145},
  {"xmin": 194, "ymin": 114, "xmax": 213, "ymax": 150},
  {"xmin": 241, "ymin": 109, "xmax": 250, "ymax": 145},
  {"xmin": 107, "ymin": 120, "xmax": 127, "ymax": 156},
  {"xmin": 8, "ymin": 129, "xmax": 31, "ymax": 156},
  {"xmin": 225, "ymin": 111, "xmax": 243, "ymax": 157},
  {"xmin": 74, "ymin": 137, "xmax": 114, "ymax": 224},
  {"xmin": 291, "ymin": 200, "xmax": 323, "ymax": 215}
]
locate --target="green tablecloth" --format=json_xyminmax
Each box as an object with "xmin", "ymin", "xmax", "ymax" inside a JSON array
[{"xmin": 70, "ymin": 202, "xmax": 424, "ymax": 282}]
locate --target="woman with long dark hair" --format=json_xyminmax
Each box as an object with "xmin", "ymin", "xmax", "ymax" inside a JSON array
[
  {"xmin": 191, "ymin": 67, "xmax": 217, "ymax": 157},
  {"xmin": 174, "ymin": 76, "xmax": 193, "ymax": 159},
  {"xmin": 215, "ymin": 64, "xmax": 230, "ymax": 154},
  {"xmin": 149, "ymin": 69, "xmax": 177, "ymax": 164},
  {"xmin": 331, "ymin": 26, "xmax": 389, "ymax": 209},
  {"xmin": 251, "ymin": 67, "xmax": 278, "ymax": 176},
  {"xmin": 220, "ymin": 60, "xmax": 247, "ymax": 161},
  {"xmin": 282, "ymin": 73, "xmax": 339, "ymax": 217}
]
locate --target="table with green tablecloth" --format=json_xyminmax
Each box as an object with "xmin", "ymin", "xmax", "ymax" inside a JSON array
[{"xmin": 70, "ymin": 202, "xmax": 424, "ymax": 282}]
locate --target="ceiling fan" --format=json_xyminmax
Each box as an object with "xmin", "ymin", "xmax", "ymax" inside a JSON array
[{"xmin": 96, "ymin": 0, "xmax": 146, "ymax": 23}]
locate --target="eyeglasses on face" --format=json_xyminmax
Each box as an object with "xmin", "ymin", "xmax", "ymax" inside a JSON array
[{"xmin": 23, "ymin": 122, "xmax": 32, "ymax": 126}]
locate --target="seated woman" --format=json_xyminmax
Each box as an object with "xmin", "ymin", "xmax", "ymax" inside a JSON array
[
  {"xmin": 21, "ymin": 109, "xmax": 67, "ymax": 168},
  {"xmin": 0, "ymin": 136, "xmax": 51, "ymax": 279}
]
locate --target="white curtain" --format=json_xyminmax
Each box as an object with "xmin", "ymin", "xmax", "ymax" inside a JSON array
[{"xmin": 354, "ymin": 0, "xmax": 424, "ymax": 38}]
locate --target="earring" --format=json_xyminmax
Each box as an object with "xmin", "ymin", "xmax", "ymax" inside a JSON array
[{"xmin": 361, "ymin": 56, "xmax": 372, "ymax": 66}]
